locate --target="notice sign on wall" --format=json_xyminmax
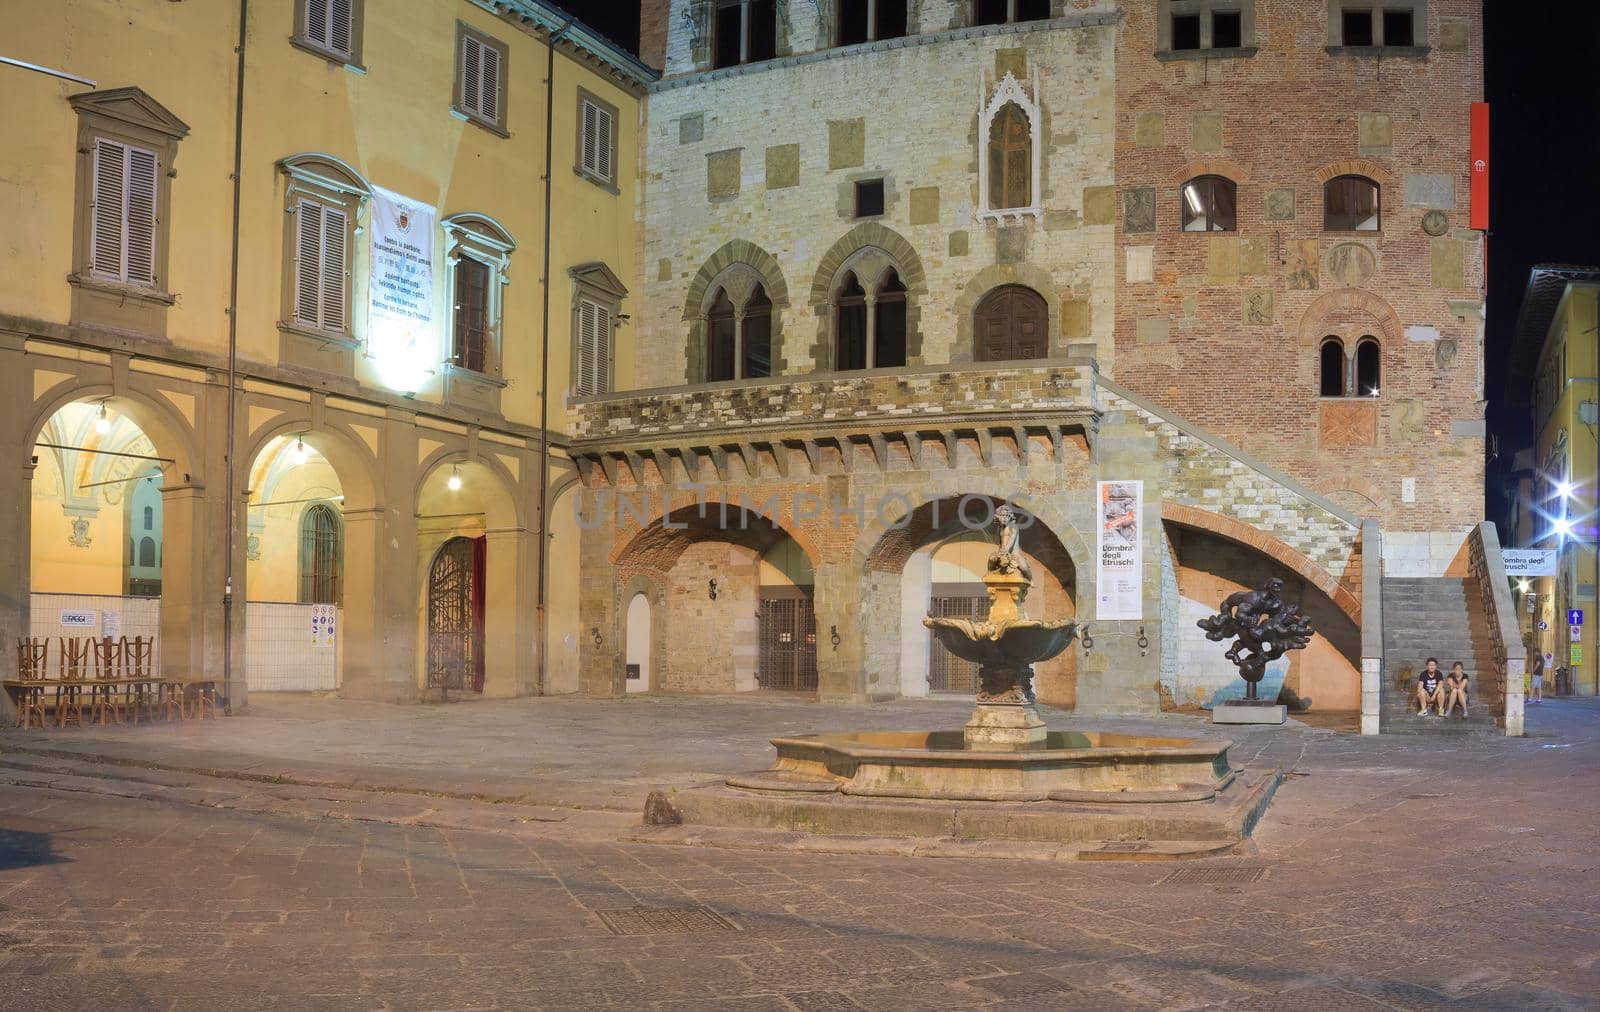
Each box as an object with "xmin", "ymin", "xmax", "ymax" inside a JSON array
[
  {"xmin": 1096, "ymin": 480, "xmax": 1143, "ymax": 621},
  {"xmin": 310, "ymin": 604, "xmax": 337, "ymax": 647},
  {"xmin": 60, "ymin": 610, "xmax": 96, "ymax": 628},
  {"xmin": 368, "ymin": 185, "xmax": 437, "ymax": 393}
]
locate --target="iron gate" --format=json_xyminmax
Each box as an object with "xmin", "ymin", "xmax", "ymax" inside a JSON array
[
  {"xmin": 426, "ymin": 536, "xmax": 484, "ymax": 692},
  {"xmin": 928, "ymin": 594, "xmax": 992, "ymax": 693},
  {"xmin": 757, "ymin": 596, "xmax": 818, "ymax": 691}
]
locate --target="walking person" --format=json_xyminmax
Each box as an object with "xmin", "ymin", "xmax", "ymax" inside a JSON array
[
  {"xmin": 1443, "ymin": 662, "xmax": 1470, "ymax": 718},
  {"xmin": 1530, "ymin": 651, "xmax": 1546, "ymax": 703}
]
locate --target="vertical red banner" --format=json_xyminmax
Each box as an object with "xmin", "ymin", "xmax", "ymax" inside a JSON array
[{"xmin": 1470, "ymin": 102, "xmax": 1490, "ymax": 231}]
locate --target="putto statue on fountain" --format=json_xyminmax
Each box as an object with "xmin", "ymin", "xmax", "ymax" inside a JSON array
[
  {"xmin": 1196, "ymin": 577, "xmax": 1314, "ymax": 701},
  {"xmin": 987, "ymin": 503, "xmax": 1033, "ymax": 580}
]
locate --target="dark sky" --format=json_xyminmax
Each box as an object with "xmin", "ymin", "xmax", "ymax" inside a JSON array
[{"xmin": 554, "ymin": 1, "xmax": 1600, "ymax": 518}]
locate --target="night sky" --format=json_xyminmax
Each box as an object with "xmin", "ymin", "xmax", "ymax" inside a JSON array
[{"xmin": 555, "ymin": 0, "xmax": 1600, "ymax": 523}]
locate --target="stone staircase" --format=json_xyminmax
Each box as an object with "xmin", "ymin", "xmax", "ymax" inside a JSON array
[{"xmin": 1380, "ymin": 577, "xmax": 1502, "ymax": 734}]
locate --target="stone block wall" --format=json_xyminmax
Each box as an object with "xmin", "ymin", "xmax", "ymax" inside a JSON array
[
  {"xmin": 1111, "ymin": 0, "xmax": 1486, "ymax": 537},
  {"xmin": 639, "ymin": 19, "xmax": 1118, "ymax": 390}
]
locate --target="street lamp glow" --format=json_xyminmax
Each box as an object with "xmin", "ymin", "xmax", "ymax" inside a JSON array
[
  {"xmin": 1554, "ymin": 517, "xmax": 1574, "ymax": 538},
  {"xmin": 1518, "ymin": 579, "xmax": 1531, "ymax": 593},
  {"xmin": 1558, "ymin": 481, "xmax": 1575, "ymax": 498},
  {"xmin": 291, "ymin": 437, "xmax": 309, "ymax": 465},
  {"xmin": 446, "ymin": 466, "xmax": 462, "ymax": 492},
  {"xmin": 94, "ymin": 404, "xmax": 111, "ymax": 435}
]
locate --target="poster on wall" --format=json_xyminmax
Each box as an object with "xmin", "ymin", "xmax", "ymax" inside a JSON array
[
  {"xmin": 1096, "ymin": 480, "xmax": 1143, "ymax": 621},
  {"xmin": 368, "ymin": 185, "xmax": 437, "ymax": 393},
  {"xmin": 60, "ymin": 610, "xmax": 96, "ymax": 628},
  {"xmin": 310, "ymin": 604, "xmax": 337, "ymax": 647},
  {"xmin": 101, "ymin": 612, "xmax": 122, "ymax": 639}
]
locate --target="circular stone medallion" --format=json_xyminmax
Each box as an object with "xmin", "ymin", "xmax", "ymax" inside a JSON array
[
  {"xmin": 1326, "ymin": 243, "xmax": 1377, "ymax": 287},
  {"xmin": 1422, "ymin": 210, "xmax": 1450, "ymax": 236}
]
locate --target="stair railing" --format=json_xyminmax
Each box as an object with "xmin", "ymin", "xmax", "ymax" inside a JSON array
[{"xmin": 1467, "ymin": 521, "xmax": 1526, "ymax": 736}]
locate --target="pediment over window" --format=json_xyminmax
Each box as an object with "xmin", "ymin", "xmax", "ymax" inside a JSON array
[
  {"xmin": 277, "ymin": 152, "xmax": 371, "ymax": 197},
  {"xmin": 68, "ymin": 87, "xmax": 190, "ymax": 140},
  {"xmin": 568, "ymin": 261, "xmax": 629, "ymax": 299}
]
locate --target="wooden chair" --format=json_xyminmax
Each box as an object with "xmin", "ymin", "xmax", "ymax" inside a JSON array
[
  {"xmin": 89, "ymin": 636, "xmax": 125, "ymax": 726},
  {"xmin": 189, "ymin": 680, "xmax": 218, "ymax": 720},
  {"xmin": 121, "ymin": 636, "xmax": 157, "ymax": 723},
  {"xmin": 13, "ymin": 637, "xmax": 48, "ymax": 729},
  {"xmin": 56, "ymin": 637, "xmax": 90, "ymax": 728}
]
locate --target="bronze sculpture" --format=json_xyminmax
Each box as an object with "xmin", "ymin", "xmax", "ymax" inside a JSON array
[{"xmin": 1196, "ymin": 577, "xmax": 1314, "ymax": 701}]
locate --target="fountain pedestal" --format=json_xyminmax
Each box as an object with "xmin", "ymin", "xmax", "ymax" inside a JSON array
[{"xmin": 963, "ymin": 568, "xmax": 1047, "ymax": 749}]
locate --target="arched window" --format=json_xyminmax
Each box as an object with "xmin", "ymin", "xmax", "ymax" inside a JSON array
[
  {"xmin": 143, "ymin": 505, "xmax": 154, "ymax": 530},
  {"xmin": 838, "ymin": 0, "xmax": 907, "ymax": 45},
  {"xmin": 744, "ymin": 285, "xmax": 773, "ymax": 379},
  {"xmin": 976, "ymin": 285, "xmax": 1049, "ymax": 362},
  {"xmin": 1181, "ymin": 175, "xmax": 1236, "ymax": 232},
  {"xmin": 1355, "ymin": 337, "xmax": 1381, "ymax": 396},
  {"xmin": 299, "ymin": 502, "xmax": 342, "ymax": 605},
  {"xmin": 1324, "ymin": 174, "xmax": 1380, "ymax": 231},
  {"xmin": 138, "ymin": 536, "xmax": 156, "ymax": 568},
  {"xmin": 706, "ymin": 287, "xmax": 737, "ymax": 382},
  {"xmin": 874, "ymin": 270, "xmax": 907, "ymax": 368},
  {"xmin": 834, "ymin": 272, "xmax": 868, "ymax": 371},
  {"xmin": 1319, "ymin": 338, "xmax": 1346, "ymax": 397},
  {"xmin": 988, "ymin": 104, "xmax": 1032, "ymax": 211}
]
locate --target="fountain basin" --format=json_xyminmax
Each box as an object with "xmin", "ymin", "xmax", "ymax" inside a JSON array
[{"xmin": 723, "ymin": 730, "xmax": 1234, "ymax": 803}]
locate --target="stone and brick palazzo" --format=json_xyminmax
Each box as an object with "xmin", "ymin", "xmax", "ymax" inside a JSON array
[{"xmin": 567, "ymin": 0, "xmax": 1491, "ymax": 730}]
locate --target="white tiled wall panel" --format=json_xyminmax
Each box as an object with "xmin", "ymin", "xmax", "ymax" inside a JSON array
[
  {"xmin": 244, "ymin": 602, "xmax": 339, "ymax": 692},
  {"xmin": 29, "ymin": 592, "xmax": 162, "ymax": 673}
]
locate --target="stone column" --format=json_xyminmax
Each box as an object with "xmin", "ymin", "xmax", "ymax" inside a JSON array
[
  {"xmin": 814, "ymin": 560, "xmax": 867, "ymax": 702},
  {"xmin": 0, "ymin": 334, "xmax": 31, "ymax": 724},
  {"xmin": 481, "ymin": 527, "xmax": 531, "ymax": 696},
  {"xmin": 863, "ymin": 293, "xmax": 878, "ymax": 369},
  {"xmin": 577, "ymin": 487, "xmax": 622, "ymax": 695},
  {"xmin": 732, "ymin": 307, "xmax": 745, "ymax": 380},
  {"xmin": 159, "ymin": 481, "xmax": 210, "ymax": 681},
  {"xmin": 1360, "ymin": 520, "xmax": 1384, "ymax": 735}
]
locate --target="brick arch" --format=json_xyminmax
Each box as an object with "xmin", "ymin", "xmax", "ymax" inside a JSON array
[
  {"xmin": 1162, "ymin": 502, "xmax": 1360, "ymax": 624},
  {"xmin": 1297, "ymin": 288, "xmax": 1403, "ymax": 348},
  {"xmin": 1171, "ymin": 157, "xmax": 1249, "ymax": 186},
  {"xmin": 682, "ymin": 239, "xmax": 789, "ymax": 321},
  {"xmin": 1313, "ymin": 157, "xmax": 1393, "ymax": 186},
  {"xmin": 808, "ymin": 222, "xmax": 928, "ymax": 307},
  {"xmin": 608, "ymin": 492, "xmax": 821, "ymax": 574},
  {"xmin": 1316, "ymin": 477, "xmax": 1395, "ymax": 519}
]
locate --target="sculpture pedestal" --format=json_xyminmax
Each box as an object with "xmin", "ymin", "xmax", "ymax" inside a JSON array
[
  {"xmin": 965, "ymin": 702, "xmax": 1047, "ymax": 750},
  {"xmin": 1211, "ymin": 702, "xmax": 1287, "ymax": 725}
]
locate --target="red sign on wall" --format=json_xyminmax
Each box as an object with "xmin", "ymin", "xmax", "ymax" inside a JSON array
[{"xmin": 1470, "ymin": 102, "xmax": 1490, "ymax": 231}]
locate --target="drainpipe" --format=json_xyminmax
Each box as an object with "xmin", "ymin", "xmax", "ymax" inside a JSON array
[
  {"xmin": 222, "ymin": 0, "xmax": 249, "ymax": 713},
  {"xmin": 536, "ymin": 18, "xmax": 575, "ymax": 696}
]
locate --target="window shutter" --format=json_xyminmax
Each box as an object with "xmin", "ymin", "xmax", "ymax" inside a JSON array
[
  {"xmin": 294, "ymin": 199, "xmax": 323, "ymax": 327},
  {"xmin": 320, "ymin": 205, "xmax": 348, "ymax": 332},
  {"xmin": 90, "ymin": 139, "xmax": 127, "ymax": 279},
  {"xmin": 577, "ymin": 299, "xmax": 597, "ymax": 395},
  {"xmin": 594, "ymin": 105, "xmax": 613, "ymax": 182},
  {"xmin": 479, "ymin": 42, "xmax": 500, "ymax": 123},
  {"xmin": 581, "ymin": 101, "xmax": 598, "ymax": 174},
  {"xmin": 305, "ymin": 0, "xmax": 329, "ymax": 47},
  {"xmin": 124, "ymin": 147, "xmax": 158, "ymax": 286},
  {"xmin": 594, "ymin": 301, "xmax": 612, "ymax": 394},
  {"xmin": 328, "ymin": 0, "xmax": 353, "ymax": 56},
  {"xmin": 461, "ymin": 34, "xmax": 481, "ymax": 116}
]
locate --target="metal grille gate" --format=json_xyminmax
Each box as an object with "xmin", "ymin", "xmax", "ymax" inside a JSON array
[
  {"xmin": 928, "ymin": 594, "xmax": 991, "ymax": 693},
  {"xmin": 426, "ymin": 536, "xmax": 484, "ymax": 692},
  {"xmin": 757, "ymin": 596, "xmax": 818, "ymax": 691}
]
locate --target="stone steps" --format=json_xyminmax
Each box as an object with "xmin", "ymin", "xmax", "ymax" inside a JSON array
[{"xmin": 1380, "ymin": 577, "xmax": 1498, "ymax": 735}]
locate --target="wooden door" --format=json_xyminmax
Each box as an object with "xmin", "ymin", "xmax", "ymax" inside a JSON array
[{"xmin": 974, "ymin": 285, "xmax": 1047, "ymax": 362}]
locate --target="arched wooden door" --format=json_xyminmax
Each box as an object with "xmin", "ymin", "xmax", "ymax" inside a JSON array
[
  {"xmin": 974, "ymin": 285, "xmax": 1047, "ymax": 362},
  {"xmin": 426, "ymin": 535, "xmax": 486, "ymax": 692}
]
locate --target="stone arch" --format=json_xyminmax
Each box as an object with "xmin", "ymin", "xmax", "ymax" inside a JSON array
[
  {"xmin": 610, "ymin": 495, "xmax": 820, "ymax": 574},
  {"xmin": 416, "ymin": 447, "xmax": 522, "ymax": 531},
  {"xmin": 682, "ymin": 240, "xmax": 790, "ymax": 382},
  {"xmin": 1297, "ymin": 288, "xmax": 1403, "ymax": 349},
  {"xmin": 808, "ymin": 222, "xmax": 927, "ymax": 306},
  {"xmin": 242, "ymin": 417, "xmax": 381, "ymax": 514},
  {"xmin": 1315, "ymin": 477, "xmax": 1395, "ymax": 519},
  {"xmin": 27, "ymin": 382, "xmax": 199, "ymax": 482},
  {"xmin": 951, "ymin": 263, "xmax": 1067, "ymax": 364},
  {"xmin": 1162, "ymin": 502, "xmax": 1360, "ymax": 624}
]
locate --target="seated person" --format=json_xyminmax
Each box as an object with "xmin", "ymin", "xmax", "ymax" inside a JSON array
[
  {"xmin": 1443, "ymin": 661, "xmax": 1470, "ymax": 718},
  {"xmin": 1415, "ymin": 657, "xmax": 1446, "ymax": 716}
]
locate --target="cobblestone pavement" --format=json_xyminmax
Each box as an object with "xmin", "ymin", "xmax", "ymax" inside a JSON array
[{"xmin": 1, "ymin": 696, "xmax": 1598, "ymax": 1009}]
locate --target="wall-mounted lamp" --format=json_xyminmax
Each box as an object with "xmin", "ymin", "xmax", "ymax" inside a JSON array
[{"xmin": 708, "ymin": 578, "xmax": 718, "ymax": 600}]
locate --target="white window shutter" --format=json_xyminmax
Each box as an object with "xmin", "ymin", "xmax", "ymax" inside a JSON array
[
  {"xmin": 320, "ymin": 205, "xmax": 348, "ymax": 332},
  {"xmin": 576, "ymin": 299, "xmax": 596, "ymax": 395},
  {"xmin": 597, "ymin": 106, "xmax": 614, "ymax": 182},
  {"xmin": 328, "ymin": 0, "xmax": 353, "ymax": 56},
  {"xmin": 305, "ymin": 0, "xmax": 329, "ymax": 46},
  {"xmin": 480, "ymin": 43, "xmax": 500, "ymax": 123},
  {"xmin": 294, "ymin": 199, "xmax": 323, "ymax": 327},
  {"xmin": 90, "ymin": 139, "xmax": 127, "ymax": 279},
  {"xmin": 581, "ymin": 101, "xmax": 598, "ymax": 175},
  {"xmin": 461, "ymin": 34, "xmax": 481, "ymax": 116},
  {"xmin": 124, "ymin": 147, "xmax": 158, "ymax": 286}
]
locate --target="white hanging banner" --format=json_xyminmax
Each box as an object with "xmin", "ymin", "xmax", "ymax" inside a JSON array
[
  {"xmin": 1096, "ymin": 480, "xmax": 1143, "ymax": 621},
  {"xmin": 368, "ymin": 185, "xmax": 437, "ymax": 392},
  {"xmin": 1502, "ymin": 549, "xmax": 1556, "ymax": 577}
]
